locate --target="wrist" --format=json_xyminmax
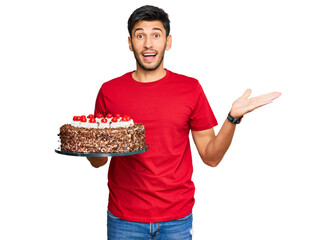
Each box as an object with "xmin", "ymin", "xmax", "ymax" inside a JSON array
[
  {"xmin": 227, "ymin": 111, "xmax": 243, "ymax": 124},
  {"xmin": 229, "ymin": 108, "xmax": 243, "ymax": 119}
]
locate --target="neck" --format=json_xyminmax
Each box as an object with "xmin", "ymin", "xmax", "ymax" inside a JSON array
[{"xmin": 132, "ymin": 65, "xmax": 166, "ymax": 83}]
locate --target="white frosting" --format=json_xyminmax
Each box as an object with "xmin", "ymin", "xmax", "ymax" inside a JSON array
[
  {"xmin": 79, "ymin": 121, "xmax": 90, "ymax": 128},
  {"xmin": 99, "ymin": 122, "xmax": 110, "ymax": 129},
  {"xmin": 96, "ymin": 117, "xmax": 103, "ymax": 123},
  {"xmin": 71, "ymin": 121, "xmax": 80, "ymax": 127},
  {"xmin": 111, "ymin": 119, "xmax": 134, "ymax": 128},
  {"xmin": 71, "ymin": 117, "xmax": 134, "ymax": 129},
  {"xmin": 87, "ymin": 122, "xmax": 98, "ymax": 128}
]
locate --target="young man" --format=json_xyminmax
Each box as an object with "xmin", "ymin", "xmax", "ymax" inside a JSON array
[{"xmin": 88, "ymin": 5, "xmax": 281, "ymax": 240}]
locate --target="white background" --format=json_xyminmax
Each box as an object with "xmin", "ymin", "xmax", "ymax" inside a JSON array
[{"xmin": 1, "ymin": 0, "xmax": 335, "ymax": 239}]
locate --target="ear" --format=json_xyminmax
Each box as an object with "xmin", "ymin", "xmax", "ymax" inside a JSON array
[
  {"xmin": 166, "ymin": 35, "xmax": 172, "ymax": 51},
  {"xmin": 128, "ymin": 37, "xmax": 133, "ymax": 51}
]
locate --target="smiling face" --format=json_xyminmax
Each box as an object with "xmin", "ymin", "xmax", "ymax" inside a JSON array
[{"xmin": 128, "ymin": 20, "xmax": 172, "ymax": 71}]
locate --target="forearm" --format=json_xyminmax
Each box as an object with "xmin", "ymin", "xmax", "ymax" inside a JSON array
[{"xmin": 203, "ymin": 118, "xmax": 236, "ymax": 167}]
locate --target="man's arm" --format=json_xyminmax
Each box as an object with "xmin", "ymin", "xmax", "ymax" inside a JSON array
[
  {"xmin": 87, "ymin": 157, "xmax": 108, "ymax": 168},
  {"xmin": 192, "ymin": 89, "xmax": 281, "ymax": 167},
  {"xmin": 192, "ymin": 119, "xmax": 236, "ymax": 167}
]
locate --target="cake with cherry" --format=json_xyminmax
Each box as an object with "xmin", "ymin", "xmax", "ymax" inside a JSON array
[{"xmin": 58, "ymin": 114, "xmax": 146, "ymax": 153}]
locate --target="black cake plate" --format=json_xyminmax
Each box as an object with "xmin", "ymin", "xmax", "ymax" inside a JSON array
[{"xmin": 55, "ymin": 145, "xmax": 148, "ymax": 157}]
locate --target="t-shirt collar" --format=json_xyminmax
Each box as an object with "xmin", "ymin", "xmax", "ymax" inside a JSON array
[{"xmin": 128, "ymin": 69, "xmax": 170, "ymax": 87}]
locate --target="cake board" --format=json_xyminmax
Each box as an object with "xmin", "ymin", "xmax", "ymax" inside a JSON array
[{"xmin": 55, "ymin": 145, "xmax": 148, "ymax": 157}]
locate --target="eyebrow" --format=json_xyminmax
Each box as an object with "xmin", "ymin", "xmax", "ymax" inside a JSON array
[
  {"xmin": 134, "ymin": 27, "xmax": 163, "ymax": 34},
  {"xmin": 152, "ymin": 28, "xmax": 163, "ymax": 33}
]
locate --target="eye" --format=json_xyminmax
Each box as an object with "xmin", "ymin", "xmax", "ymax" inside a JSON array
[
  {"xmin": 154, "ymin": 33, "xmax": 160, "ymax": 38},
  {"xmin": 137, "ymin": 34, "xmax": 144, "ymax": 39}
]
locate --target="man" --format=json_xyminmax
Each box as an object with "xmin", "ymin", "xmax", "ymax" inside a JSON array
[{"xmin": 88, "ymin": 5, "xmax": 281, "ymax": 240}]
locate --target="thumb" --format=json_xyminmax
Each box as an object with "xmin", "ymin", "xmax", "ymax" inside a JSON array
[{"xmin": 241, "ymin": 89, "xmax": 252, "ymax": 99}]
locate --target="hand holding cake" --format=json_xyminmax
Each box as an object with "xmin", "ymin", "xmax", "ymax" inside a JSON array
[{"xmin": 87, "ymin": 156, "xmax": 108, "ymax": 168}]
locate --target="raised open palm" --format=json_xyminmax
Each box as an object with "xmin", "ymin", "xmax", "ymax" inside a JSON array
[{"xmin": 230, "ymin": 89, "xmax": 281, "ymax": 118}]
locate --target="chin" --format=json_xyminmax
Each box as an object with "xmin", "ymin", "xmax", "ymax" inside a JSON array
[
  {"xmin": 137, "ymin": 60, "xmax": 163, "ymax": 71},
  {"xmin": 143, "ymin": 64, "xmax": 161, "ymax": 71}
]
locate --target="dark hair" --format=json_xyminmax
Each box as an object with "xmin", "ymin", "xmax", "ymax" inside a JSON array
[{"xmin": 128, "ymin": 5, "xmax": 170, "ymax": 38}]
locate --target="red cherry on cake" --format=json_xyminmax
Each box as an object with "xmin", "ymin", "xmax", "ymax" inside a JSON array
[
  {"xmin": 80, "ymin": 115, "xmax": 87, "ymax": 122},
  {"xmin": 89, "ymin": 118, "xmax": 96, "ymax": 123},
  {"xmin": 73, "ymin": 116, "xmax": 78, "ymax": 121},
  {"xmin": 115, "ymin": 113, "xmax": 121, "ymax": 118},
  {"xmin": 122, "ymin": 115, "xmax": 131, "ymax": 121},
  {"xmin": 107, "ymin": 113, "xmax": 113, "ymax": 118},
  {"xmin": 97, "ymin": 113, "xmax": 103, "ymax": 119},
  {"xmin": 112, "ymin": 117, "xmax": 118, "ymax": 122},
  {"xmin": 101, "ymin": 118, "xmax": 107, "ymax": 123},
  {"xmin": 87, "ymin": 114, "xmax": 94, "ymax": 119}
]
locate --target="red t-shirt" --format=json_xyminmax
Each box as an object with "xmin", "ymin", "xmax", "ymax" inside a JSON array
[{"xmin": 94, "ymin": 69, "xmax": 217, "ymax": 222}]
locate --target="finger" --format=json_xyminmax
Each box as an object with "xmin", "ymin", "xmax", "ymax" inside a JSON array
[
  {"xmin": 262, "ymin": 91, "xmax": 281, "ymax": 100},
  {"xmin": 252, "ymin": 92, "xmax": 281, "ymax": 102},
  {"xmin": 241, "ymin": 89, "xmax": 252, "ymax": 99},
  {"xmin": 273, "ymin": 92, "xmax": 282, "ymax": 99},
  {"xmin": 248, "ymin": 98, "xmax": 275, "ymax": 111}
]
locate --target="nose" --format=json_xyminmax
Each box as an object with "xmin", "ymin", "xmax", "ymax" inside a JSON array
[{"xmin": 144, "ymin": 36, "xmax": 153, "ymax": 49}]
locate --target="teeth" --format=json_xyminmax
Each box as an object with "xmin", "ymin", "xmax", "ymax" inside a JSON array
[{"xmin": 143, "ymin": 53, "xmax": 156, "ymax": 57}]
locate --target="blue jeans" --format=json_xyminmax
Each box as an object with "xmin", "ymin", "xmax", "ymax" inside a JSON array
[{"xmin": 107, "ymin": 210, "xmax": 193, "ymax": 240}]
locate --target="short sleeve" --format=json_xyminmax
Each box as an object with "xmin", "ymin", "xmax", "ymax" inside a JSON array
[
  {"xmin": 189, "ymin": 82, "xmax": 218, "ymax": 131},
  {"xmin": 94, "ymin": 86, "xmax": 107, "ymax": 117}
]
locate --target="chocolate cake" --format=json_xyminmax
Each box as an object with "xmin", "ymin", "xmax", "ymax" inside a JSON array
[{"xmin": 58, "ymin": 114, "xmax": 146, "ymax": 153}]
